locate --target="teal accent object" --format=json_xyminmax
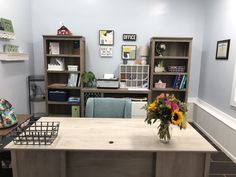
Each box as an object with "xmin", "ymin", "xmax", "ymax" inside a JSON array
[
  {"xmin": 0, "ymin": 98, "xmax": 17, "ymax": 129},
  {"xmin": 85, "ymin": 98, "xmax": 132, "ymax": 118}
]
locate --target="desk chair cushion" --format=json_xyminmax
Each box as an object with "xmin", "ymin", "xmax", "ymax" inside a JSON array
[{"xmin": 85, "ymin": 98, "xmax": 131, "ymax": 118}]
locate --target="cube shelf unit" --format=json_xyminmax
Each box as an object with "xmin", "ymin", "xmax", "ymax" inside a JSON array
[
  {"xmin": 150, "ymin": 37, "xmax": 192, "ymax": 102},
  {"xmin": 119, "ymin": 64, "xmax": 149, "ymax": 89},
  {"xmin": 43, "ymin": 35, "xmax": 85, "ymax": 117}
]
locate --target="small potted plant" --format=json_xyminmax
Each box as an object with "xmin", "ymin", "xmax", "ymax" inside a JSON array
[{"xmin": 81, "ymin": 71, "xmax": 96, "ymax": 87}]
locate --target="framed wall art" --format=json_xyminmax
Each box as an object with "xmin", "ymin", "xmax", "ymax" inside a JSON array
[
  {"xmin": 100, "ymin": 46, "xmax": 113, "ymax": 57},
  {"xmin": 216, "ymin": 39, "xmax": 230, "ymax": 60},
  {"xmin": 122, "ymin": 45, "xmax": 137, "ymax": 60},
  {"xmin": 99, "ymin": 30, "xmax": 114, "ymax": 45}
]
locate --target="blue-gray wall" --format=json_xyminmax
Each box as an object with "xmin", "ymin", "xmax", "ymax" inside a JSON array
[
  {"xmin": 31, "ymin": 0, "xmax": 205, "ymax": 98},
  {"xmin": 0, "ymin": 0, "xmax": 33, "ymax": 113},
  {"xmin": 199, "ymin": 0, "xmax": 236, "ymax": 117}
]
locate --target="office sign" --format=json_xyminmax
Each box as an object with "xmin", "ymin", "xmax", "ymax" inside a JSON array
[{"xmin": 123, "ymin": 34, "xmax": 137, "ymax": 41}]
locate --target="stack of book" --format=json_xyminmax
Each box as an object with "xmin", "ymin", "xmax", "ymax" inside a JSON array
[{"xmin": 172, "ymin": 75, "xmax": 187, "ymax": 89}]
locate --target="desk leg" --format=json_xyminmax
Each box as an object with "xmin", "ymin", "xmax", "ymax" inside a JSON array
[
  {"xmin": 11, "ymin": 151, "xmax": 18, "ymax": 177},
  {"xmin": 60, "ymin": 151, "xmax": 66, "ymax": 177},
  {"xmin": 203, "ymin": 153, "xmax": 211, "ymax": 177},
  {"xmin": 155, "ymin": 152, "xmax": 208, "ymax": 177}
]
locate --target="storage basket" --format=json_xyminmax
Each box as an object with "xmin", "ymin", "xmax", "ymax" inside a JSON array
[
  {"xmin": 11, "ymin": 121, "xmax": 60, "ymax": 145},
  {"xmin": 168, "ymin": 66, "xmax": 186, "ymax": 72}
]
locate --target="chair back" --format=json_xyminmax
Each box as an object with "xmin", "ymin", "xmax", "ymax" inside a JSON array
[{"xmin": 85, "ymin": 97, "xmax": 131, "ymax": 118}]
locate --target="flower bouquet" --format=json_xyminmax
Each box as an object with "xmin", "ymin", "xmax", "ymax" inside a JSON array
[{"xmin": 145, "ymin": 93, "xmax": 187, "ymax": 143}]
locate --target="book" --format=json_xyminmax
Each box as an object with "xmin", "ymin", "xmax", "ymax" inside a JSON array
[
  {"xmin": 67, "ymin": 73, "xmax": 78, "ymax": 87},
  {"xmin": 180, "ymin": 76, "xmax": 187, "ymax": 89},
  {"xmin": 77, "ymin": 75, "xmax": 81, "ymax": 87},
  {"xmin": 172, "ymin": 76, "xmax": 178, "ymax": 88},
  {"xmin": 175, "ymin": 75, "xmax": 182, "ymax": 89},
  {"xmin": 49, "ymin": 42, "xmax": 60, "ymax": 54},
  {"xmin": 179, "ymin": 75, "xmax": 186, "ymax": 89}
]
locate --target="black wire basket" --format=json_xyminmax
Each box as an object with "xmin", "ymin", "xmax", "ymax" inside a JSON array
[{"xmin": 11, "ymin": 121, "xmax": 60, "ymax": 145}]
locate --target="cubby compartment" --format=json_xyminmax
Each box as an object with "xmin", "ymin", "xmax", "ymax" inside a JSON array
[{"xmin": 119, "ymin": 64, "xmax": 149, "ymax": 88}]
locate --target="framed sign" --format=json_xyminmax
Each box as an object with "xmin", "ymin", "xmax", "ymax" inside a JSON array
[
  {"xmin": 123, "ymin": 34, "xmax": 137, "ymax": 41},
  {"xmin": 122, "ymin": 45, "xmax": 137, "ymax": 60},
  {"xmin": 100, "ymin": 46, "xmax": 113, "ymax": 57},
  {"xmin": 216, "ymin": 39, "xmax": 230, "ymax": 60},
  {"xmin": 0, "ymin": 18, "xmax": 14, "ymax": 33},
  {"xmin": 99, "ymin": 30, "xmax": 114, "ymax": 45}
]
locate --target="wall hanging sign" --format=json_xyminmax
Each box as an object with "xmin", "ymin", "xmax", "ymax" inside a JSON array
[
  {"xmin": 0, "ymin": 18, "xmax": 15, "ymax": 39},
  {"xmin": 99, "ymin": 30, "xmax": 114, "ymax": 45},
  {"xmin": 100, "ymin": 46, "xmax": 113, "ymax": 57},
  {"xmin": 122, "ymin": 45, "xmax": 137, "ymax": 60},
  {"xmin": 123, "ymin": 34, "xmax": 137, "ymax": 41},
  {"xmin": 216, "ymin": 39, "xmax": 230, "ymax": 60}
]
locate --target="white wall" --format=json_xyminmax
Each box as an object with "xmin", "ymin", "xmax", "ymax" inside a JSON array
[
  {"xmin": 0, "ymin": 0, "xmax": 34, "ymax": 113},
  {"xmin": 31, "ymin": 0, "xmax": 205, "ymax": 98},
  {"xmin": 199, "ymin": 0, "xmax": 236, "ymax": 117}
]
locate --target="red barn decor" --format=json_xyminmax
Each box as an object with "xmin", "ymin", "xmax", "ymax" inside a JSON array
[{"xmin": 57, "ymin": 25, "xmax": 72, "ymax": 36}]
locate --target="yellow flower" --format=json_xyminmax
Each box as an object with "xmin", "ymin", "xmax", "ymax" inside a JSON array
[
  {"xmin": 148, "ymin": 101, "xmax": 156, "ymax": 112},
  {"xmin": 171, "ymin": 110, "xmax": 183, "ymax": 125}
]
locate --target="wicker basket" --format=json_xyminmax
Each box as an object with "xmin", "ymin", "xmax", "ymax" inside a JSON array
[{"xmin": 11, "ymin": 121, "xmax": 60, "ymax": 145}]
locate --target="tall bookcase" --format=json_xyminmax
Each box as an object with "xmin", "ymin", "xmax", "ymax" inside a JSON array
[
  {"xmin": 150, "ymin": 37, "xmax": 192, "ymax": 102},
  {"xmin": 43, "ymin": 35, "xmax": 85, "ymax": 116}
]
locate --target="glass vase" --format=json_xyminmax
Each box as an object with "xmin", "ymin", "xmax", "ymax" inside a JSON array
[{"xmin": 158, "ymin": 122, "xmax": 172, "ymax": 144}]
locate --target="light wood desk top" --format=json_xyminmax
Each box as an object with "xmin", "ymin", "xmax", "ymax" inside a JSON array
[{"xmin": 5, "ymin": 117, "xmax": 217, "ymax": 152}]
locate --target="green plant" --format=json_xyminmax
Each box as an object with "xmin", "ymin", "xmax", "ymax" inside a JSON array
[{"xmin": 81, "ymin": 71, "xmax": 96, "ymax": 87}]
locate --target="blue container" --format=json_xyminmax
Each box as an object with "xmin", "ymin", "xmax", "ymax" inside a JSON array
[{"xmin": 48, "ymin": 91, "xmax": 68, "ymax": 102}]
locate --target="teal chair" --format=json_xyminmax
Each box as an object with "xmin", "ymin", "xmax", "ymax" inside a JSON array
[{"xmin": 85, "ymin": 98, "xmax": 132, "ymax": 118}]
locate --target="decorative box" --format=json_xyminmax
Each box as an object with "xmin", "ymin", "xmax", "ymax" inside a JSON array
[
  {"xmin": 155, "ymin": 80, "xmax": 166, "ymax": 89},
  {"xmin": 68, "ymin": 65, "xmax": 78, "ymax": 71},
  {"xmin": 168, "ymin": 66, "xmax": 186, "ymax": 72}
]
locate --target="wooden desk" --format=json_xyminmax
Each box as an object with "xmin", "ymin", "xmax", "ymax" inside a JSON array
[
  {"xmin": 5, "ymin": 117, "xmax": 216, "ymax": 177},
  {"xmin": 81, "ymin": 88, "xmax": 151, "ymax": 116}
]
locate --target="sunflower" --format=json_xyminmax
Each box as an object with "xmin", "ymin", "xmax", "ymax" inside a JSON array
[{"xmin": 171, "ymin": 110, "xmax": 183, "ymax": 125}]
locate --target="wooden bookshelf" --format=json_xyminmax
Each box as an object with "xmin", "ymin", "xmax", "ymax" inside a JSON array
[
  {"xmin": 43, "ymin": 35, "xmax": 85, "ymax": 117},
  {"xmin": 150, "ymin": 37, "xmax": 192, "ymax": 102}
]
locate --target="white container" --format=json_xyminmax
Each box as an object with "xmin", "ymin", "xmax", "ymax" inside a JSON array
[{"xmin": 68, "ymin": 65, "xmax": 78, "ymax": 71}]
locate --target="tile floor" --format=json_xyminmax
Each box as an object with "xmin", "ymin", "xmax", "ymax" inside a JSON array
[{"xmin": 190, "ymin": 123, "xmax": 236, "ymax": 177}]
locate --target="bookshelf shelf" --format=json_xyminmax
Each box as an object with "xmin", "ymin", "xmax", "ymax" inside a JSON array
[
  {"xmin": 154, "ymin": 56, "xmax": 189, "ymax": 60},
  {"xmin": 47, "ymin": 86, "xmax": 81, "ymax": 90},
  {"xmin": 150, "ymin": 37, "xmax": 192, "ymax": 102},
  {"xmin": 44, "ymin": 35, "xmax": 85, "ymax": 117},
  {"xmin": 47, "ymin": 70, "xmax": 80, "ymax": 74},
  {"xmin": 48, "ymin": 101, "xmax": 80, "ymax": 105},
  {"xmin": 152, "ymin": 88, "xmax": 187, "ymax": 92},
  {"xmin": 153, "ymin": 72, "xmax": 188, "ymax": 76},
  {"xmin": 46, "ymin": 54, "xmax": 80, "ymax": 58}
]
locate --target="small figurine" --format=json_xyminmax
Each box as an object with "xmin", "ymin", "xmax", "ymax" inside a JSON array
[{"xmin": 154, "ymin": 60, "xmax": 165, "ymax": 73}]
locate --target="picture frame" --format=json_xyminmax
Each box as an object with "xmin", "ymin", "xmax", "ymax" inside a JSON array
[
  {"xmin": 99, "ymin": 30, "xmax": 114, "ymax": 45},
  {"xmin": 100, "ymin": 46, "xmax": 113, "ymax": 57},
  {"xmin": 122, "ymin": 45, "xmax": 137, "ymax": 60},
  {"xmin": 216, "ymin": 39, "xmax": 230, "ymax": 60}
]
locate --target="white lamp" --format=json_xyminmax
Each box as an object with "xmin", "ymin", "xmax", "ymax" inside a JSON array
[{"xmin": 139, "ymin": 46, "xmax": 149, "ymax": 65}]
